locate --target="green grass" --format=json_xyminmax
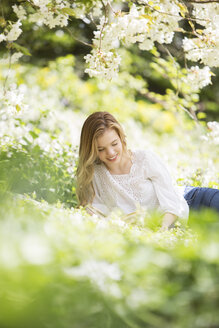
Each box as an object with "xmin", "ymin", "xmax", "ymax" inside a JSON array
[{"xmin": 0, "ymin": 193, "xmax": 219, "ymax": 328}]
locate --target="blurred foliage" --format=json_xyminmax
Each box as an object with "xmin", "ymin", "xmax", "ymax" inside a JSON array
[
  {"xmin": 0, "ymin": 194, "xmax": 219, "ymax": 328},
  {"xmin": 0, "ymin": 0, "xmax": 93, "ymax": 67},
  {"xmin": 1, "ymin": 54, "xmax": 203, "ymax": 135},
  {"xmin": 0, "ymin": 142, "xmax": 78, "ymax": 208}
]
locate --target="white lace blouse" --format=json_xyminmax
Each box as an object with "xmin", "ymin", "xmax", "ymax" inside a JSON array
[{"xmin": 92, "ymin": 149, "xmax": 189, "ymax": 219}]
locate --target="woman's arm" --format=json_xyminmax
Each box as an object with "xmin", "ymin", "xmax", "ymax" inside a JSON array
[
  {"xmin": 85, "ymin": 205, "xmax": 107, "ymax": 217},
  {"xmin": 161, "ymin": 212, "xmax": 177, "ymax": 230},
  {"xmin": 144, "ymin": 150, "xmax": 189, "ymax": 220}
]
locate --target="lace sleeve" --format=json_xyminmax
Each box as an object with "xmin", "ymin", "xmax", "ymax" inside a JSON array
[{"xmin": 144, "ymin": 150, "xmax": 189, "ymax": 219}]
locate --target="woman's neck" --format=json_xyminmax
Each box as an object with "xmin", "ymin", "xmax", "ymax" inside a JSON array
[{"xmin": 106, "ymin": 150, "xmax": 133, "ymax": 175}]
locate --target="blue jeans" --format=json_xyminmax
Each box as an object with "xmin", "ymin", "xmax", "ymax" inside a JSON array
[{"xmin": 184, "ymin": 186, "xmax": 219, "ymax": 213}]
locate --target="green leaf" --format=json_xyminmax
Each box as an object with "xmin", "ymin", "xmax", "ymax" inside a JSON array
[
  {"xmin": 29, "ymin": 131, "xmax": 39, "ymax": 139},
  {"xmin": 16, "ymin": 105, "xmax": 21, "ymax": 112},
  {"xmin": 0, "ymin": 17, "xmax": 6, "ymax": 27},
  {"xmin": 197, "ymin": 112, "xmax": 206, "ymax": 119},
  {"xmin": 12, "ymin": 43, "xmax": 31, "ymax": 56},
  {"xmin": 60, "ymin": 7, "xmax": 76, "ymax": 17}
]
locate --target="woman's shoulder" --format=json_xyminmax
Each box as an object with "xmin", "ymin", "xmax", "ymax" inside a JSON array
[
  {"xmin": 93, "ymin": 162, "xmax": 107, "ymax": 180},
  {"xmin": 132, "ymin": 149, "xmax": 157, "ymax": 161},
  {"xmin": 94, "ymin": 162, "xmax": 104, "ymax": 173}
]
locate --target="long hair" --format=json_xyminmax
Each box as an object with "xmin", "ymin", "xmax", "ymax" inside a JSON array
[{"xmin": 76, "ymin": 111, "xmax": 127, "ymax": 206}]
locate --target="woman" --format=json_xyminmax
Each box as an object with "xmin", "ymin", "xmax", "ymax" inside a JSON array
[{"xmin": 76, "ymin": 111, "xmax": 219, "ymax": 229}]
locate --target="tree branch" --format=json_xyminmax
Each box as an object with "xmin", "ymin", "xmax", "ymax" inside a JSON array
[
  {"xmin": 185, "ymin": 0, "xmax": 219, "ymax": 3},
  {"xmin": 3, "ymin": 49, "xmax": 12, "ymax": 95},
  {"xmin": 99, "ymin": 0, "xmax": 108, "ymax": 51},
  {"xmin": 141, "ymin": 91, "xmax": 199, "ymax": 122},
  {"xmin": 65, "ymin": 27, "xmax": 93, "ymax": 48},
  {"xmin": 132, "ymin": 0, "xmax": 211, "ymax": 22}
]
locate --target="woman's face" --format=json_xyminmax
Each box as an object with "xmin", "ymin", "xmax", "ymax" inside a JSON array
[{"xmin": 96, "ymin": 128, "xmax": 123, "ymax": 168}]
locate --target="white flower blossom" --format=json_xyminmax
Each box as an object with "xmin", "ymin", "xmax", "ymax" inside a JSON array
[
  {"xmin": 29, "ymin": 0, "xmax": 69, "ymax": 28},
  {"xmin": 0, "ymin": 52, "xmax": 23, "ymax": 65},
  {"xmin": 192, "ymin": 3, "xmax": 219, "ymax": 29},
  {"xmin": 183, "ymin": 2, "xmax": 219, "ymax": 67},
  {"xmin": 21, "ymin": 235, "xmax": 53, "ymax": 264},
  {"xmin": 12, "ymin": 4, "xmax": 27, "ymax": 20},
  {"xmin": 183, "ymin": 37, "xmax": 195, "ymax": 52},
  {"xmin": 207, "ymin": 121, "xmax": 219, "ymax": 145},
  {"xmin": 182, "ymin": 66, "xmax": 212, "ymax": 92},
  {"xmin": 64, "ymin": 260, "xmax": 121, "ymax": 293},
  {"xmin": 85, "ymin": 1, "xmax": 182, "ymax": 77},
  {"xmin": 71, "ymin": 5, "xmax": 86, "ymax": 19},
  {"xmin": 0, "ymin": 34, "xmax": 6, "ymax": 43},
  {"xmin": 1, "ymin": 0, "xmax": 219, "ymax": 80},
  {"xmin": 32, "ymin": 0, "xmax": 50, "ymax": 6},
  {"xmin": 85, "ymin": 49, "xmax": 121, "ymax": 80},
  {"xmin": 29, "ymin": 11, "xmax": 68, "ymax": 28},
  {"xmin": 6, "ymin": 21, "xmax": 22, "ymax": 42},
  {"xmin": 0, "ymin": 83, "xmax": 28, "ymax": 122}
]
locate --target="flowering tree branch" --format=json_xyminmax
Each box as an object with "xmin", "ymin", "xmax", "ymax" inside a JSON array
[
  {"xmin": 99, "ymin": 0, "xmax": 108, "ymax": 51},
  {"xmin": 185, "ymin": 0, "xmax": 219, "ymax": 3},
  {"xmin": 0, "ymin": 0, "xmax": 218, "ymax": 120}
]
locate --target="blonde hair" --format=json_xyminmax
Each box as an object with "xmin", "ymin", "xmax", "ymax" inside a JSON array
[{"xmin": 76, "ymin": 111, "xmax": 127, "ymax": 206}]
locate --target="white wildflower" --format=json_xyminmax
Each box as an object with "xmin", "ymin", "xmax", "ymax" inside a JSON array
[
  {"xmin": 21, "ymin": 235, "xmax": 53, "ymax": 264},
  {"xmin": 0, "ymin": 83, "xmax": 27, "ymax": 120},
  {"xmin": 64, "ymin": 260, "xmax": 121, "ymax": 292}
]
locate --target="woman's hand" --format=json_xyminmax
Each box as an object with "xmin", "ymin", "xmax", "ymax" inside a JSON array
[
  {"xmin": 160, "ymin": 212, "xmax": 177, "ymax": 230},
  {"xmin": 85, "ymin": 205, "xmax": 106, "ymax": 218}
]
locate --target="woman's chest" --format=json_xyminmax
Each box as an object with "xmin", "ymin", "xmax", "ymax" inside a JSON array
[{"xmin": 113, "ymin": 175, "xmax": 157, "ymax": 203}]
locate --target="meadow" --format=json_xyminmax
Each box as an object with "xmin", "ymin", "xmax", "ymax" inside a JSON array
[{"xmin": 1, "ymin": 53, "xmax": 219, "ymax": 327}]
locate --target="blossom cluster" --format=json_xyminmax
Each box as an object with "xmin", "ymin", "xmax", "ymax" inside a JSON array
[
  {"xmin": 86, "ymin": 2, "xmax": 182, "ymax": 79},
  {"xmin": 1, "ymin": 0, "xmax": 219, "ymax": 80},
  {"xmin": 182, "ymin": 66, "xmax": 212, "ymax": 92},
  {"xmin": 82, "ymin": 0, "xmax": 219, "ymax": 79},
  {"xmin": 0, "ymin": 83, "xmax": 27, "ymax": 121},
  {"xmin": 0, "ymin": 59, "xmax": 86, "ymax": 166},
  {"xmin": 0, "ymin": 1, "xmax": 70, "ymax": 46},
  {"xmin": 207, "ymin": 121, "xmax": 219, "ymax": 145},
  {"xmin": 85, "ymin": 49, "xmax": 121, "ymax": 80},
  {"xmin": 0, "ymin": 20, "xmax": 22, "ymax": 43},
  {"xmin": 28, "ymin": 0, "xmax": 69, "ymax": 28},
  {"xmin": 182, "ymin": 3, "xmax": 219, "ymax": 67}
]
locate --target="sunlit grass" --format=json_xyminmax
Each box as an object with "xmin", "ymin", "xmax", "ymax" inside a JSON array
[{"xmin": 0, "ymin": 193, "xmax": 219, "ymax": 328}]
